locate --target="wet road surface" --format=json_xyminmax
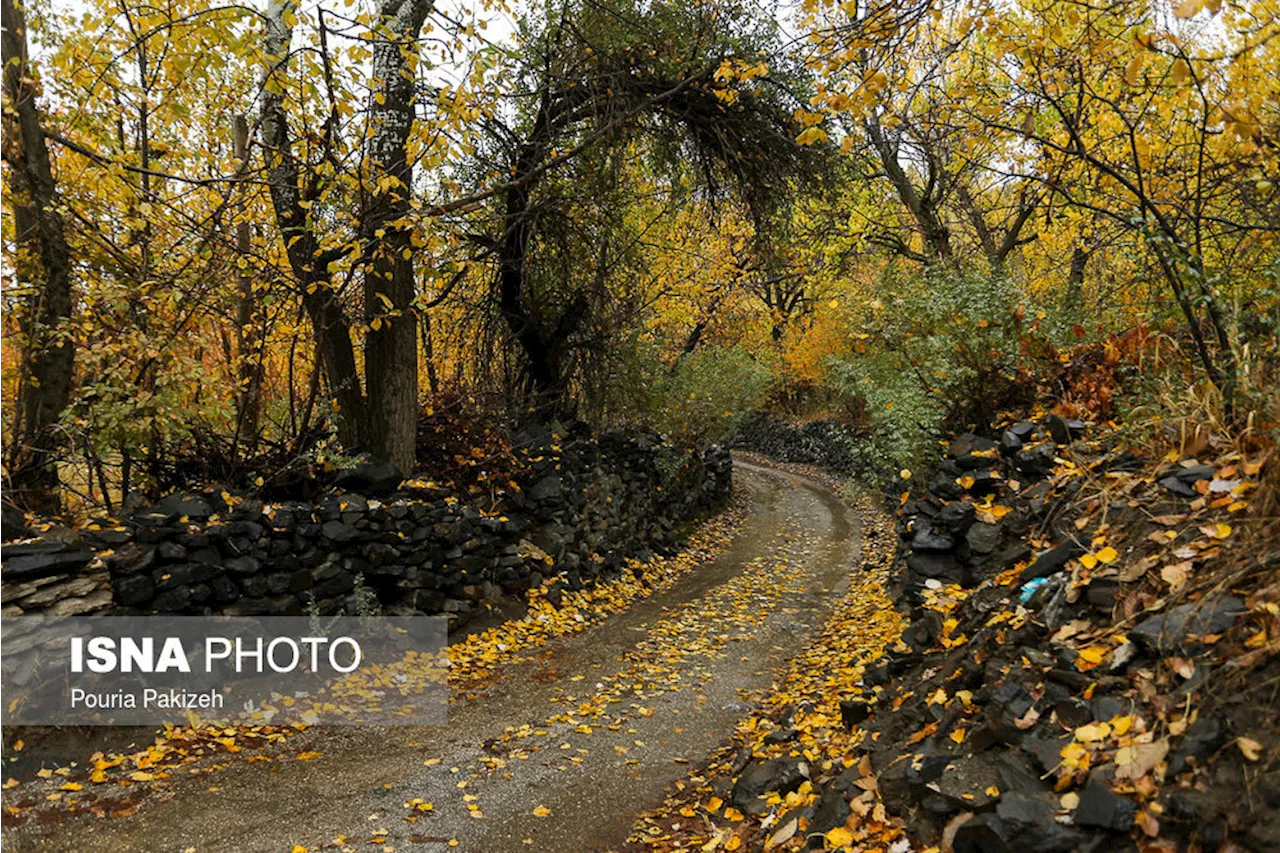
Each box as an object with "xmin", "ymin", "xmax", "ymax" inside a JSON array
[{"xmin": 3, "ymin": 462, "xmax": 861, "ymax": 853}]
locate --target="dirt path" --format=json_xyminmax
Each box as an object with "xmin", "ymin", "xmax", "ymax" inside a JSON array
[{"xmin": 3, "ymin": 463, "xmax": 863, "ymax": 853}]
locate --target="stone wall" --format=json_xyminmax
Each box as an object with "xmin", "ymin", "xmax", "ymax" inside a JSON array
[
  {"xmin": 731, "ymin": 412, "xmax": 865, "ymax": 476},
  {"xmin": 1, "ymin": 425, "xmax": 732, "ymax": 628}
]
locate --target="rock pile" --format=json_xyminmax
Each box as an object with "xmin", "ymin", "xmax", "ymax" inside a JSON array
[
  {"xmin": 1, "ymin": 426, "xmax": 732, "ymax": 627},
  {"xmin": 895, "ymin": 416, "xmax": 1090, "ymax": 598},
  {"xmin": 846, "ymin": 416, "xmax": 1276, "ymax": 852}
]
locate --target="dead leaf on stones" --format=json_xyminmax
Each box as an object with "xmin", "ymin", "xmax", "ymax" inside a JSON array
[
  {"xmin": 1015, "ymin": 706, "xmax": 1041, "ymax": 730},
  {"xmin": 1115, "ymin": 739, "xmax": 1169, "ymax": 780},
  {"xmin": 1051, "ymin": 619, "xmax": 1092, "ymax": 643},
  {"xmin": 942, "ymin": 811, "xmax": 973, "ymax": 852},
  {"xmin": 1161, "ymin": 561, "xmax": 1192, "ymax": 590},
  {"xmin": 764, "ymin": 817, "xmax": 797, "ymax": 850},
  {"xmin": 1236, "ymin": 737, "xmax": 1263, "ymax": 761}
]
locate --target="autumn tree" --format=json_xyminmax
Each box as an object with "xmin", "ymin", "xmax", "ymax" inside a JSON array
[
  {"xmin": 260, "ymin": 0, "xmax": 438, "ymax": 473},
  {"xmin": 2, "ymin": 0, "xmax": 76, "ymax": 512},
  {"xmin": 466, "ymin": 0, "xmax": 818, "ymax": 413}
]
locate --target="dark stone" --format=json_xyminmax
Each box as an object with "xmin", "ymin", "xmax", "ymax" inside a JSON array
[
  {"xmin": 963, "ymin": 471, "xmax": 1002, "ymax": 497},
  {"xmin": 313, "ymin": 570, "xmax": 355, "ymax": 598},
  {"xmin": 154, "ymin": 562, "xmax": 219, "ymax": 589},
  {"xmin": 157, "ymin": 541, "xmax": 187, "ymax": 562},
  {"xmin": 529, "ymin": 476, "xmax": 563, "ymax": 502},
  {"xmin": 1014, "ymin": 444, "xmax": 1057, "ymax": 478},
  {"xmin": 1010, "ymin": 421, "xmax": 1036, "ymax": 440},
  {"xmin": 211, "ymin": 575, "xmax": 240, "ymax": 603},
  {"xmin": 152, "ymin": 586, "xmax": 192, "ymax": 611},
  {"xmin": 115, "ymin": 573, "xmax": 155, "ymax": 606},
  {"xmin": 839, "ymin": 698, "xmax": 871, "ymax": 728},
  {"xmin": 910, "ymin": 521, "xmax": 955, "ymax": 553},
  {"xmin": 762, "ymin": 728, "xmax": 798, "ymax": 745},
  {"xmin": 907, "ymin": 552, "xmax": 966, "ymax": 583},
  {"xmin": 731, "ymin": 758, "xmax": 806, "ymax": 816},
  {"xmin": 321, "ymin": 520, "xmax": 357, "ymax": 543},
  {"xmin": 985, "ymin": 681, "xmax": 1037, "ymax": 744},
  {"xmin": 153, "ymin": 493, "xmax": 214, "ymax": 520},
  {"xmin": 224, "ymin": 556, "xmax": 261, "ymax": 576},
  {"xmin": 966, "ymin": 522, "xmax": 1002, "ymax": 555},
  {"xmin": 929, "ymin": 476, "xmax": 963, "ymax": 501},
  {"xmin": 1168, "ymin": 717, "xmax": 1230, "ymax": 776},
  {"xmin": 240, "ymin": 574, "xmax": 270, "ymax": 598},
  {"xmin": 956, "ymin": 452, "xmax": 999, "ymax": 471},
  {"xmin": 1021, "ymin": 730, "xmax": 1072, "ymax": 774},
  {"xmin": 1158, "ymin": 476, "xmax": 1198, "ymax": 497},
  {"xmin": 1086, "ymin": 579, "xmax": 1121, "ymax": 611},
  {"xmin": 952, "ymin": 814, "xmax": 1016, "ymax": 853},
  {"xmin": 951, "ymin": 433, "xmax": 998, "ymax": 457},
  {"xmin": 1128, "ymin": 595, "xmax": 1247, "ymax": 655},
  {"xmin": 1053, "ymin": 698, "xmax": 1092, "ymax": 728},
  {"xmin": 106, "ymin": 543, "xmax": 157, "ymax": 576},
  {"xmin": 937, "ymin": 501, "xmax": 976, "ymax": 536},
  {"xmin": 957, "ymin": 783, "xmax": 1085, "ymax": 850},
  {"xmin": 807, "ymin": 782, "xmax": 853, "ymax": 843},
  {"xmin": 904, "ymin": 610, "xmax": 943, "ymax": 652},
  {"xmin": 1173, "ymin": 464, "xmax": 1216, "ymax": 483},
  {"xmin": 927, "ymin": 752, "xmax": 1003, "ymax": 813},
  {"xmin": 1, "ymin": 543, "xmax": 95, "ymax": 581},
  {"xmin": 1019, "ymin": 541, "xmax": 1085, "ymax": 584},
  {"xmin": 1074, "ymin": 776, "xmax": 1135, "ymax": 831},
  {"xmin": 999, "ymin": 430, "xmax": 1024, "ymax": 456},
  {"xmin": 1, "ymin": 501, "xmax": 33, "ymax": 541},
  {"xmin": 1090, "ymin": 695, "xmax": 1127, "ymax": 722},
  {"xmin": 1044, "ymin": 415, "xmax": 1085, "ymax": 445}
]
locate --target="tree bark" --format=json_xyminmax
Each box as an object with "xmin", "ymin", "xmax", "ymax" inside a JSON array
[
  {"xmin": 1064, "ymin": 245, "xmax": 1088, "ymax": 316},
  {"xmin": 260, "ymin": 0, "xmax": 365, "ymax": 449},
  {"xmin": 358, "ymin": 0, "xmax": 434, "ymax": 473},
  {"xmin": 232, "ymin": 114, "xmax": 263, "ymax": 456},
  {"xmin": 866, "ymin": 114, "xmax": 953, "ymax": 264},
  {"xmin": 497, "ymin": 88, "xmax": 569, "ymax": 412},
  {"xmin": 2, "ymin": 0, "xmax": 75, "ymax": 513}
]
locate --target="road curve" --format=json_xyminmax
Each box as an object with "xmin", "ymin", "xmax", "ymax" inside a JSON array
[{"xmin": 3, "ymin": 462, "xmax": 862, "ymax": 853}]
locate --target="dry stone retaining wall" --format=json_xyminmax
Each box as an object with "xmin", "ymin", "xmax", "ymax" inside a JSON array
[{"xmin": 1, "ymin": 425, "xmax": 732, "ymax": 629}]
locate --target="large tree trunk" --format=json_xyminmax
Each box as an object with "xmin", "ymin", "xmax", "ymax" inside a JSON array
[
  {"xmin": 358, "ymin": 0, "xmax": 434, "ymax": 473},
  {"xmin": 2, "ymin": 0, "xmax": 75, "ymax": 513},
  {"xmin": 866, "ymin": 114, "xmax": 953, "ymax": 264},
  {"xmin": 498, "ymin": 166, "xmax": 561, "ymax": 409},
  {"xmin": 260, "ymin": 0, "xmax": 365, "ymax": 450}
]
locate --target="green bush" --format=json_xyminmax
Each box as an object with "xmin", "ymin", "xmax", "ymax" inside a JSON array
[
  {"xmin": 642, "ymin": 345, "xmax": 772, "ymax": 446},
  {"xmin": 828, "ymin": 268, "xmax": 1057, "ymax": 480}
]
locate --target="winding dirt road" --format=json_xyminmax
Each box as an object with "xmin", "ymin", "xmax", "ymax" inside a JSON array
[{"xmin": 4, "ymin": 462, "xmax": 864, "ymax": 852}]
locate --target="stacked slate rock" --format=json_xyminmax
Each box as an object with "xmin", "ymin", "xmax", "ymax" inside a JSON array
[
  {"xmin": 0, "ymin": 537, "xmax": 112, "ymax": 618},
  {"xmin": 896, "ymin": 415, "xmax": 1086, "ymax": 602},
  {"xmin": 0, "ymin": 426, "xmax": 732, "ymax": 629},
  {"xmin": 825, "ymin": 416, "xmax": 1274, "ymax": 852},
  {"xmin": 731, "ymin": 412, "xmax": 864, "ymax": 476}
]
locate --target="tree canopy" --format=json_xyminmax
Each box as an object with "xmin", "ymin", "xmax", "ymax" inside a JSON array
[{"xmin": 3, "ymin": 0, "xmax": 1277, "ymax": 512}]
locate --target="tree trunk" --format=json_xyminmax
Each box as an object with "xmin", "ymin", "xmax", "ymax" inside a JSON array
[
  {"xmin": 260, "ymin": 0, "xmax": 365, "ymax": 449},
  {"xmin": 866, "ymin": 115, "xmax": 952, "ymax": 264},
  {"xmin": 232, "ymin": 114, "xmax": 263, "ymax": 456},
  {"xmin": 1064, "ymin": 245, "xmax": 1088, "ymax": 316},
  {"xmin": 499, "ymin": 170, "xmax": 559, "ymax": 409},
  {"xmin": 2, "ymin": 0, "xmax": 75, "ymax": 513},
  {"xmin": 358, "ymin": 0, "xmax": 434, "ymax": 473}
]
